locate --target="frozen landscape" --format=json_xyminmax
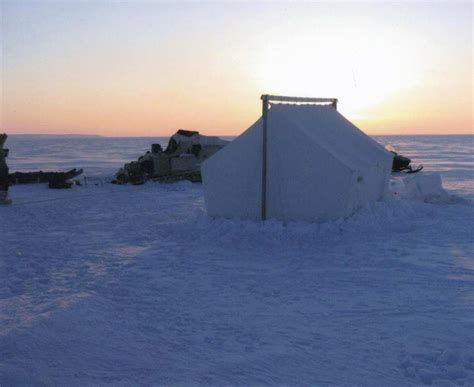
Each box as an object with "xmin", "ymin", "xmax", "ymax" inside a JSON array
[{"xmin": 1, "ymin": 135, "xmax": 473, "ymax": 385}]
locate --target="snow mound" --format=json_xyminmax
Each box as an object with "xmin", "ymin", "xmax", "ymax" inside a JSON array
[{"xmin": 389, "ymin": 173, "xmax": 466, "ymax": 204}]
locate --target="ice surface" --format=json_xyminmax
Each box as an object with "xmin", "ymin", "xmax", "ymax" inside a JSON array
[
  {"xmin": 5, "ymin": 135, "xmax": 171, "ymax": 179},
  {"xmin": 1, "ymin": 135, "xmax": 473, "ymax": 385}
]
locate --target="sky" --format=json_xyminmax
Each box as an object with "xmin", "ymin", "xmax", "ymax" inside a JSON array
[{"xmin": 1, "ymin": 1, "xmax": 472, "ymax": 136}]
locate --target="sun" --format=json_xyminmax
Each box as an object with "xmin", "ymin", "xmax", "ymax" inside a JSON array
[{"xmin": 252, "ymin": 28, "xmax": 419, "ymax": 121}]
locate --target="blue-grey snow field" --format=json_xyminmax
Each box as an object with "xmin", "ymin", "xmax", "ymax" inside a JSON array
[{"xmin": 1, "ymin": 135, "xmax": 473, "ymax": 386}]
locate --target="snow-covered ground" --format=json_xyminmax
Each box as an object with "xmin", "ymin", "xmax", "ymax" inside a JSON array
[{"xmin": 1, "ymin": 135, "xmax": 473, "ymax": 385}]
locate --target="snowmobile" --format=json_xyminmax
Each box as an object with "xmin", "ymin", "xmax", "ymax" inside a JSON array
[{"xmin": 385, "ymin": 145, "xmax": 423, "ymax": 174}]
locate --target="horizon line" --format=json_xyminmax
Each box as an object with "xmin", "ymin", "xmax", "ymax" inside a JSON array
[{"xmin": 6, "ymin": 132, "xmax": 474, "ymax": 138}]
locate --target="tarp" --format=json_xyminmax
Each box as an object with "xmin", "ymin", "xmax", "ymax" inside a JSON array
[{"xmin": 202, "ymin": 104, "xmax": 393, "ymax": 222}]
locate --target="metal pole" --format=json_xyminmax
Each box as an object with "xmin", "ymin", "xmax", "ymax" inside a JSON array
[{"xmin": 261, "ymin": 95, "xmax": 269, "ymax": 221}]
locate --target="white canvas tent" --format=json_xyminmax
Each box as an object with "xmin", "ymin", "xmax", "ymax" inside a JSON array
[{"xmin": 202, "ymin": 95, "xmax": 393, "ymax": 222}]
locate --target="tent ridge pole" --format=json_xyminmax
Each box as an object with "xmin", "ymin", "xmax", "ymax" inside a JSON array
[{"xmin": 261, "ymin": 94, "xmax": 269, "ymax": 221}]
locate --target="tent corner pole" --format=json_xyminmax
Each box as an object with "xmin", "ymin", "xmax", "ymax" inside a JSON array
[{"xmin": 261, "ymin": 94, "xmax": 269, "ymax": 221}]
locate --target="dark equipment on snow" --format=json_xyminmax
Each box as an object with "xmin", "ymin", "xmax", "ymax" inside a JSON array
[
  {"xmin": 113, "ymin": 130, "xmax": 229, "ymax": 185},
  {"xmin": 385, "ymin": 145, "xmax": 423, "ymax": 174},
  {"xmin": 9, "ymin": 168, "xmax": 84, "ymax": 185},
  {"xmin": 0, "ymin": 133, "xmax": 11, "ymax": 204}
]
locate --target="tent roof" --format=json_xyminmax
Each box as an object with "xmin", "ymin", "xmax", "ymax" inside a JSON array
[{"xmin": 267, "ymin": 103, "xmax": 390, "ymax": 169}]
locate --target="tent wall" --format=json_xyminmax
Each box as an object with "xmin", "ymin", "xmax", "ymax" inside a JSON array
[
  {"xmin": 347, "ymin": 163, "xmax": 391, "ymax": 213},
  {"xmin": 266, "ymin": 109, "xmax": 354, "ymax": 221},
  {"xmin": 202, "ymin": 119, "xmax": 263, "ymax": 220}
]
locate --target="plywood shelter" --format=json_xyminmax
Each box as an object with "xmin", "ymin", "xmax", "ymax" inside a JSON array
[{"xmin": 202, "ymin": 95, "xmax": 393, "ymax": 222}]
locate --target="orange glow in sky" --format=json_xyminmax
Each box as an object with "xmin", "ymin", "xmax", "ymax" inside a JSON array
[{"xmin": 1, "ymin": 1, "xmax": 472, "ymax": 136}]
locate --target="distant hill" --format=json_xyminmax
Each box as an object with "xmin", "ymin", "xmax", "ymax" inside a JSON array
[{"xmin": 8, "ymin": 134, "xmax": 104, "ymax": 138}]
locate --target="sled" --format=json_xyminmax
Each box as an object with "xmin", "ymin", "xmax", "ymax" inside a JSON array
[{"xmin": 9, "ymin": 168, "xmax": 84, "ymax": 185}]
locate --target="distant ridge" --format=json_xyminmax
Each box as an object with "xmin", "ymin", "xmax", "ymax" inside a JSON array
[{"xmin": 9, "ymin": 134, "xmax": 104, "ymax": 138}]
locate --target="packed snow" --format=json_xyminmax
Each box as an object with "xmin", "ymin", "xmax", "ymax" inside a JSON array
[{"xmin": 1, "ymin": 135, "xmax": 473, "ymax": 385}]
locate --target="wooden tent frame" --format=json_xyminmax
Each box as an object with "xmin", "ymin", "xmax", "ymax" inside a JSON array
[{"xmin": 260, "ymin": 94, "xmax": 338, "ymax": 221}]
